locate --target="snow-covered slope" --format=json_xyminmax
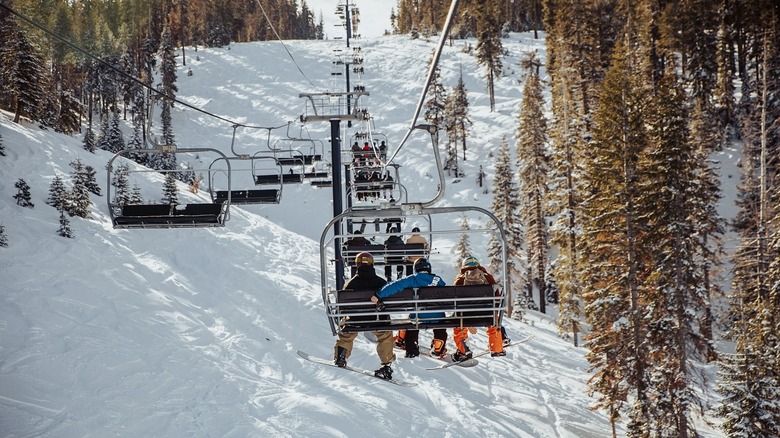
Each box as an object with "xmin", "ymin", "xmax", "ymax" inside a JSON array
[{"xmin": 0, "ymin": 33, "xmax": 724, "ymax": 437}]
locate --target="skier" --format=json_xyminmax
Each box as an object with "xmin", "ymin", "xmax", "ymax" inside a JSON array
[
  {"xmin": 371, "ymin": 258, "xmax": 448, "ymax": 359},
  {"xmin": 334, "ymin": 252, "xmax": 396, "ymax": 380},
  {"xmin": 451, "ymin": 256, "xmax": 505, "ymax": 361}
]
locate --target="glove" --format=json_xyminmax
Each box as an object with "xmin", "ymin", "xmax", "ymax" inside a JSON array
[{"xmin": 371, "ymin": 293, "xmax": 386, "ymax": 311}]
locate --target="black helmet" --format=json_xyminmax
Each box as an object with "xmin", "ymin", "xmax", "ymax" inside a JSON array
[
  {"xmin": 412, "ymin": 227, "xmax": 420, "ymax": 233},
  {"xmin": 413, "ymin": 258, "xmax": 432, "ymax": 273}
]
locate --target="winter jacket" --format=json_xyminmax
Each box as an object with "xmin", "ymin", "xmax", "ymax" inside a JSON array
[
  {"xmin": 405, "ymin": 234, "xmax": 429, "ymax": 263},
  {"xmin": 376, "ymin": 272, "xmax": 446, "ymax": 321},
  {"xmin": 453, "ymin": 266, "xmax": 497, "ymax": 286},
  {"xmin": 344, "ymin": 265, "xmax": 387, "ymax": 291}
]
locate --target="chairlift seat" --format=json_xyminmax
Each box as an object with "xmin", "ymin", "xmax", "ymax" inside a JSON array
[
  {"xmin": 333, "ymin": 285, "xmax": 500, "ymax": 333},
  {"xmin": 114, "ymin": 203, "xmax": 224, "ymax": 228},
  {"xmin": 277, "ymin": 154, "xmax": 321, "ymax": 166},
  {"xmin": 214, "ymin": 189, "xmax": 280, "ymax": 204}
]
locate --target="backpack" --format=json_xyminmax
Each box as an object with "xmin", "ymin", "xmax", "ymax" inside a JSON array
[{"xmin": 462, "ymin": 268, "xmax": 488, "ymax": 285}]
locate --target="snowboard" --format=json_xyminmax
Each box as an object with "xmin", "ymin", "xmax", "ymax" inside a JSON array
[
  {"xmin": 296, "ymin": 350, "xmax": 417, "ymax": 387},
  {"xmin": 425, "ymin": 335, "xmax": 534, "ymax": 370}
]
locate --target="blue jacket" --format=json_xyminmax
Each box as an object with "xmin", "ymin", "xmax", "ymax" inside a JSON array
[{"xmin": 376, "ymin": 272, "xmax": 446, "ymax": 320}]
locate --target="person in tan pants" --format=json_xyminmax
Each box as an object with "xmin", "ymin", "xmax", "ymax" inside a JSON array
[{"xmin": 334, "ymin": 252, "xmax": 396, "ymax": 379}]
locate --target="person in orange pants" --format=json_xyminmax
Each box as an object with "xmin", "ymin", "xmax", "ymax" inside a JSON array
[{"xmin": 452, "ymin": 256, "xmax": 505, "ymax": 361}]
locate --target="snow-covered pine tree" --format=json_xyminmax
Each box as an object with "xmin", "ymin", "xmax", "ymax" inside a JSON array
[
  {"xmin": 516, "ymin": 51, "xmax": 550, "ymax": 314},
  {"xmin": 580, "ymin": 39, "xmax": 659, "ymax": 434},
  {"xmin": 454, "ymin": 214, "xmax": 472, "ymax": 271},
  {"xmin": 111, "ymin": 163, "xmax": 130, "ymax": 207},
  {"xmin": 640, "ymin": 69, "xmax": 712, "ymax": 436},
  {"xmin": 474, "ymin": 1, "xmax": 503, "ymax": 112},
  {"xmin": 96, "ymin": 114, "xmax": 111, "ymax": 152},
  {"xmin": 68, "ymin": 159, "xmax": 91, "ymax": 218},
  {"xmin": 0, "ymin": 224, "xmax": 7, "ymax": 247},
  {"xmin": 107, "ymin": 109, "xmax": 125, "ymax": 153},
  {"xmin": 0, "ymin": 17, "xmax": 48, "ymax": 124},
  {"xmin": 129, "ymin": 184, "xmax": 144, "ymax": 205},
  {"xmin": 13, "ymin": 179, "xmax": 34, "ymax": 208},
  {"xmin": 47, "ymin": 174, "xmax": 69, "ymax": 211},
  {"xmin": 161, "ymin": 173, "xmax": 179, "ymax": 204},
  {"xmin": 84, "ymin": 165, "xmax": 101, "ymax": 196},
  {"xmin": 82, "ymin": 125, "xmax": 97, "ymax": 153},
  {"xmin": 720, "ymin": 14, "xmax": 780, "ymax": 434},
  {"xmin": 487, "ymin": 136, "xmax": 524, "ymax": 318},
  {"xmin": 443, "ymin": 71, "xmax": 471, "ymax": 174},
  {"xmin": 0, "ymin": 131, "xmax": 5, "ymax": 156},
  {"xmin": 423, "ymin": 52, "xmax": 447, "ymax": 130},
  {"xmin": 157, "ymin": 20, "xmax": 178, "ymax": 171},
  {"xmin": 58, "ymin": 208, "xmax": 74, "ymax": 238}
]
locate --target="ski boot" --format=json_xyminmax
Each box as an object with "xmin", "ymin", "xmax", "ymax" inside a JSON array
[
  {"xmin": 452, "ymin": 343, "xmax": 473, "ymax": 362},
  {"xmin": 334, "ymin": 346, "xmax": 348, "ymax": 367},
  {"xmin": 490, "ymin": 350, "xmax": 506, "ymax": 357},
  {"xmin": 430, "ymin": 338, "xmax": 447, "ymax": 359},
  {"xmin": 374, "ymin": 364, "xmax": 393, "ymax": 380}
]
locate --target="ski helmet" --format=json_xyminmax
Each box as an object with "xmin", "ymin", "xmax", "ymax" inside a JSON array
[
  {"xmin": 462, "ymin": 256, "xmax": 480, "ymax": 268},
  {"xmin": 413, "ymin": 258, "xmax": 432, "ymax": 273},
  {"xmin": 355, "ymin": 252, "xmax": 374, "ymax": 266}
]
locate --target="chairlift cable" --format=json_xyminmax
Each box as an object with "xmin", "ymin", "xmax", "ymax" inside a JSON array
[{"xmin": 253, "ymin": 0, "xmax": 319, "ymax": 90}]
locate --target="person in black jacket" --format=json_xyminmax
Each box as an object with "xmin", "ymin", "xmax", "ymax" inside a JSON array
[
  {"xmin": 383, "ymin": 227, "xmax": 406, "ymax": 282},
  {"xmin": 334, "ymin": 252, "xmax": 396, "ymax": 380}
]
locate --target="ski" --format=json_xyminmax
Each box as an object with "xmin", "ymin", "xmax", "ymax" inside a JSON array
[
  {"xmin": 425, "ymin": 335, "xmax": 534, "ymax": 370},
  {"xmin": 296, "ymin": 350, "xmax": 418, "ymax": 387}
]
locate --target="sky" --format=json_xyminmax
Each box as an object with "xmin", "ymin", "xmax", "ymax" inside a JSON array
[
  {"xmin": 0, "ymin": 29, "xmax": 732, "ymax": 437},
  {"xmin": 307, "ymin": 0, "xmax": 395, "ymax": 38}
]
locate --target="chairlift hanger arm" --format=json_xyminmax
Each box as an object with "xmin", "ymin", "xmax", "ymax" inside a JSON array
[{"xmin": 388, "ymin": 0, "xmax": 460, "ymax": 159}]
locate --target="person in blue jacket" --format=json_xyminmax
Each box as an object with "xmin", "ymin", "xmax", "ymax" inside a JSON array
[{"xmin": 370, "ymin": 258, "xmax": 448, "ymax": 359}]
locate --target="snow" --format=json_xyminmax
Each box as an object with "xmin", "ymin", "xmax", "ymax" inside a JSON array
[{"xmin": 0, "ymin": 31, "xmax": 727, "ymax": 437}]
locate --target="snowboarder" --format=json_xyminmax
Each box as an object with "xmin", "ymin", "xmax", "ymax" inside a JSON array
[
  {"xmin": 383, "ymin": 227, "xmax": 405, "ymax": 282},
  {"xmin": 371, "ymin": 258, "xmax": 448, "ymax": 359},
  {"xmin": 334, "ymin": 252, "xmax": 396, "ymax": 380},
  {"xmin": 452, "ymin": 256, "xmax": 505, "ymax": 361}
]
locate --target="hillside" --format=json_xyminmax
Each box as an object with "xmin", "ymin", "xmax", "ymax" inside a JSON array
[{"xmin": 0, "ymin": 33, "xmax": 726, "ymax": 437}]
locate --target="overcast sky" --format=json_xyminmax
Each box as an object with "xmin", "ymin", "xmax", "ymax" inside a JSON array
[{"xmin": 307, "ymin": 0, "xmax": 394, "ymax": 38}]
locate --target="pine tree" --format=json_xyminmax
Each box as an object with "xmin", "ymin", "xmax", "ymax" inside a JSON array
[
  {"xmin": 96, "ymin": 114, "xmax": 111, "ymax": 152},
  {"xmin": 455, "ymin": 214, "xmax": 472, "ymax": 271},
  {"xmin": 474, "ymin": 1, "xmax": 503, "ymax": 112},
  {"xmin": 488, "ymin": 136, "xmax": 524, "ymax": 317},
  {"xmin": 57, "ymin": 208, "xmax": 74, "ymax": 238},
  {"xmin": 68, "ymin": 159, "xmax": 92, "ymax": 218},
  {"xmin": 161, "ymin": 173, "xmax": 179, "ymax": 204},
  {"xmin": 424, "ymin": 55, "xmax": 447, "ymax": 129},
  {"xmin": 640, "ymin": 70, "xmax": 712, "ymax": 436},
  {"xmin": 580, "ymin": 43, "xmax": 652, "ymax": 434},
  {"xmin": 0, "ymin": 224, "xmax": 7, "ymax": 247},
  {"xmin": 443, "ymin": 71, "xmax": 471, "ymax": 174},
  {"xmin": 47, "ymin": 174, "xmax": 69, "ymax": 211},
  {"xmin": 84, "ymin": 165, "xmax": 101, "ymax": 196},
  {"xmin": 0, "ymin": 19, "xmax": 48, "ymax": 124},
  {"xmin": 13, "ymin": 179, "xmax": 34, "ymax": 208},
  {"xmin": 0, "ymin": 131, "xmax": 5, "ymax": 156},
  {"xmin": 129, "ymin": 184, "xmax": 144, "ymax": 204},
  {"xmin": 82, "ymin": 125, "xmax": 97, "ymax": 153},
  {"xmin": 106, "ymin": 109, "xmax": 125, "ymax": 153},
  {"xmin": 516, "ymin": 51, "xmax": 550, "ymax": 314},
  {"xmin": 112, "ymin": 163, "xmax": 131, "ymax": 207},
  {"xmin": 159, "ymin": 20, "xmax": 178, "ymax": 149}
]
